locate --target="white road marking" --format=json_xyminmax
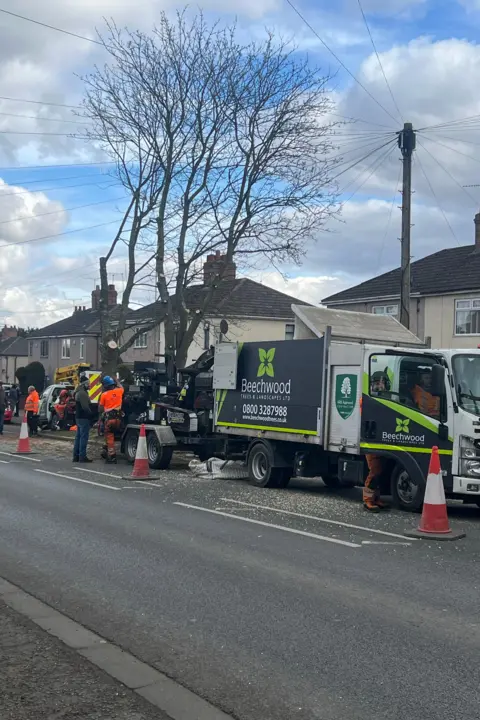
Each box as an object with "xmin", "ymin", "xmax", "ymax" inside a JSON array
[
  {"xmin": 0, "ymin": 451, "xmax": 40, "ymax": 462},
  {"xmin": 35, "ymin": 469, "xmax": 119, "ymax": 490},
  {"xmin": 0, "ymin": 460, "xmax": 10, "ymax": 463},
  {"xmin": 76, "ymin": 468, "xmax": 122, "ymax": 479},
  {"xmin": 362, "ymin": 541, "xmax": 412, "ymax": 546},
  {"xmin": 121, "ymin": 486, "xmax": 153, "ymax": 490},
  {"xmin": 174, "ymin": 502, "xmax": 361, "ymax": 548},
  {"xmin": 221, "ymin": 498, "xmax": 413, "ymax": 541},
  {"xmin": 132, "ymin": 480, "xmax": 162, "ymax": 488}
]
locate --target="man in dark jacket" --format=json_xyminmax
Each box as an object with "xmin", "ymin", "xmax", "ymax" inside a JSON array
[
  {"xmin": 0, "ymin": 382, "xmax": 6, "ymax": 435},
  {"xmin": 73, "ymin": 379, "xmax": 93, "ymax": 463}
]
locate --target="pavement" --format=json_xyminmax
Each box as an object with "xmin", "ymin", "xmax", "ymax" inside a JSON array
[
  {"xmin": 0, "ymin": 597, "xmax": 169, "ymax": 720},
  {"xmin": 1, "ymin": 427, "xmax": 480, "ymax": 719}
]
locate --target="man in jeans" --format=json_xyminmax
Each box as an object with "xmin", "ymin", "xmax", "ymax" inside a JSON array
[
  {"xmin": 0, "ymin": 382, "xmax": 5, "ymax": 435},
  {"xmin": 73, "ymin": 378, "xmax": 93, "ymax": 463}
]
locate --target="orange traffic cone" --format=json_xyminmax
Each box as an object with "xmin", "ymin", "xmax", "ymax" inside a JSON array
[
  {"xmin": 123, "ymin": 424, "xmax": 158, "ymax": 481},
  {"xmin": 15, "ymin": 415, "xmax": 34, "ymax": 454},
  {"xmin": 405, "ymin": 446, "xmax": 465, "ymax": 541}
]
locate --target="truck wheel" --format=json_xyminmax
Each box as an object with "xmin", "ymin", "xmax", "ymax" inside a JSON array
[
  {"xmin": 392, "ymin": 465, "xmax": 425, "ymax": 512},
  {"xmin": 248, "ymin": 444, "xmax": 281, "ymax": 488},
  {"xmin": 124, "ymin": 429, "xmax": 139, "ymax": 464},
  {"xmin": 147, "ymin": 433, "xmax": 173, "ymax": 470}
]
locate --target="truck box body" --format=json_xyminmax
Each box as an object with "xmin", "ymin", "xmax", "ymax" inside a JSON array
[{"xmin": 215, "ymin": 339, "xmax": 325, "ymax": 442}]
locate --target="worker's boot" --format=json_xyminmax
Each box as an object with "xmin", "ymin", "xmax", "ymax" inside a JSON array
[
  {"xmin": 374, "ymin": 497, "xmax": 391, "ymax": 510},
  {"xmin": 363, "ymin": 487, "xmax": 380, "ymax": 513},
  {"xmin": 363, "ymin": 499, "xmax": 381, "ymax": 513},
  {"xmin": 105, "ymin": 455, "xmax": 117, "ymax": 464}
]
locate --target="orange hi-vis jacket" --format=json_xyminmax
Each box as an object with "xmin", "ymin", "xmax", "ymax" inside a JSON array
[
  {"xmin": 411, "ymin": 385, "xmax": 439, "ymax": 417},
  {"xmin": 25, "ymin": 389, "xmax": 40, "ymax": 413},
  {"xmin": 100, "ymin": 386, "xmax": 124, "ymax": 412}
]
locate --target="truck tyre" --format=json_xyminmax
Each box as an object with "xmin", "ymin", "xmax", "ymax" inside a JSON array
[
  {"xmin": 392, "ymin": 464, "xmax": 425, "ymax": 512},
  {"xmin": 124, "ymin": 428, "xmax": 139, "ymax": 464},
  {"xmin": 248, "ymin": 444, "xmax": 282, "ymax": 488},
  {"xmin": 147, "ymin": 433, "xmax": 173, "ymax": 470}
]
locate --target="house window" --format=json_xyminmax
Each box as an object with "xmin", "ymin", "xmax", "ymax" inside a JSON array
[
  {"xmin": 204, "ymin": 323, "xmax": 210, "ymax": 350},
  {"xmin": 455, "ymin": 298, "xmax": 480, "ymax": 335},
  {"xmin": 40, "ymin": 340, "xmax": 49, "ymax": 358},
  {"xmin": 285, "ymin": 323, "xmax": 295, "ymax": 341},
  {"xmin": 61, "ymin": 338, "xmax": 71, "ymax": 359},
  {"xmin": 28, "ymin": 341, "xmax": 34, "ymax": 356},
  {"xmin": 79, "ymin": 337, "xmax": 85, "ymax": 359},
  {"xmin": 134, "ymin": 328, "xmax": 148, "ymax": 348},
  {"xmin": 372, "ymin": 304, "xmax": 398, "ymax": 317}
]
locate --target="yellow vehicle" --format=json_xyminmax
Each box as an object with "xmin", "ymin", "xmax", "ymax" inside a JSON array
[{"xmin": 54, "ymin": 363, "xmax": 91, "ymax": 385}]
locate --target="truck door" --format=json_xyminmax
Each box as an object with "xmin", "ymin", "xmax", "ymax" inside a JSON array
[{"xmin": 327, "ymin": 344, "xmax": 363, "ymax": 453}]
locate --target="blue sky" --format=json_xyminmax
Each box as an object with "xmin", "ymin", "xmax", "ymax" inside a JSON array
[{"xmin": 1, "ymin": 0, "xmax": 480, "ymax": 326}]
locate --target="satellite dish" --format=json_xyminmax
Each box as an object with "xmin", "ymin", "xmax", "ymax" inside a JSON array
[
  {"xmin": 107, "ymin": 340, "xmax": 118, "ymax": 349},
  {"xmin": 220, "ymin": 319, "xmax": 229, "ymax": 335}
]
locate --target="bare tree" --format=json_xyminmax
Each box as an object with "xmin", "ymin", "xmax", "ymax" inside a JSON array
[{"xmin": 82, "ymin": 10, "xmax": 340, "ymax": 372}]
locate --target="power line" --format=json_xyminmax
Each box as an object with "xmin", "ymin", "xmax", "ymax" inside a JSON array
[
  {"xmin": 416, "ymin": 138, "xmax": 479, "ymax": 207},
  {"xmin": 0, "ymin": 178, "xmax": 121, "ymax": 198},
  {"xmin": 330, "ymin": 137, "xmax": 397, "ymax": 183},
  {"xmin": 414, "ymin": 154, "xmax": 461, "ymax": 247},
  {"xmin": 340, "ymin": 141, "xmax": 397, "ymax": 201},
  {"xmin": 0, "ymin": 8, "xmax": 103, "ymax": 45},
  {"xmin": 0, "ymin": 219, "xmax": 121, "ymax": 250},
  {"xmin": 0, "ymin": 195, "xmax": 127, "ymax": 226},
  {"xmin": 418, "ymin": 133, "xmax": 480, "ymax": 166},
  {"xmin": 418, "ymin": 114, "xmax": 480, "ymax": 132},
  {"xmin": 0, "ymin": 95, "xmax": 80, "ymax": 109},
  {"xmin": 0, "ymin": 111, "xmax": 87, "ymax": 125},
  {"xmin": 376, "ymin": 163, "xmax": 402, "ymax": 273},
  {"xmin": 0, "ymin": 160, "xmax": 114, "ymax": 170},
  {"xmin": 330, "ymin": 112, "xmax": 394, "ymax": 129},
  {"xmin": 356, "ymin": 0, "xmax": 403, "ymax": 123},
  {"xmin": 0, "ymin": 129, "xmax": 87, "ymax": 136},
  {"xmin": 284, "ymin": 0, "xmax": 400, "ymax": 126},
  {"xmin": 5, "ymin": 171, "xmax": 108, "ymax": 186}
]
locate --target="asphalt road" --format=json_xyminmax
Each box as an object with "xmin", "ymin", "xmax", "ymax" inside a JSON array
[{"xmin": 1, "ymin": 440, "xmax": 480, "ymax": 720}]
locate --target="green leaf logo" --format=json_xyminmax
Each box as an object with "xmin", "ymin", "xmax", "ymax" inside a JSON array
[
  {"xmin": 257, "ymin": 348, "xmax": 275, "ymax": 378},
  {"xmin": 396, "ymin": 418, "xmax": 410, "ymax": 433}
]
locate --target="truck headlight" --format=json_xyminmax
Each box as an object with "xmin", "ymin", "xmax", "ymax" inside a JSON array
[{"xmin": 464, "ymin": 461, "xmax": 480, "ymax": 477}]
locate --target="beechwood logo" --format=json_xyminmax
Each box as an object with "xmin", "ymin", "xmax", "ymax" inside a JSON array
[
  {"xmin": 257, "ymin": 348, "xmax": 275, "ymax": 378},
  {"xmin": 396, "ymin": 418, "xmax": 410, "ymax": 433}
]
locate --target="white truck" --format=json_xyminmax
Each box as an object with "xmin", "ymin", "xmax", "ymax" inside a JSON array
[{"xmin": 212, "ymin": 306, "xmax": 480, "ymax": 511}]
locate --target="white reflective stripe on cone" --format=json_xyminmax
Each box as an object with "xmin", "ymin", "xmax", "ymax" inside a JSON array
[{"xmin": 423, "ymin": 472, "xmax": 446, "ymax": 505}]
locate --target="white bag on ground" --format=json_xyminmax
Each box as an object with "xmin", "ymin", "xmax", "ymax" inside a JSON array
[{"xmin": 188, "ymin": 458, "xmax": 248, "ymax": 479}]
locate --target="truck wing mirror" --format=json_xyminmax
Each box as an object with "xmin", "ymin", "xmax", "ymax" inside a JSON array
[{"xmin": 431, "ymin": 364, "xmax": 446, "ymax": 397}]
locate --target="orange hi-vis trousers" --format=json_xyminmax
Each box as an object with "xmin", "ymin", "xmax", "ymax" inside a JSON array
[
  {"xmin": 104, "ymin": 417, "xmax": 121, "ymax": 458},
  {"xmin": 363, "ymin": 454, "xmax": 384, "ymax": 503}
]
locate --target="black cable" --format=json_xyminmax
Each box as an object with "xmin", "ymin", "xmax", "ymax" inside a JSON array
[
  {"xmin": 330, "ymin": 137, "xmax": 397, "ymax": 183},
  {"xmin": 6, "ymin": 171, "xmax": 107, "ymax": 186},
  {"xmin": 0, "ymin": 111, "xmax": 87, "ymax": 124},
  {"xmin": 416, "ymin": 139, "xmax": 478, "ymax": 207},
  {"xmin": 376, "ymin": 163, "xmax": 402, "ymax": 273},
  {"xmin": 0, "ymin": 219, "xmax": 122, "ymax": 250},
  {"xmin": 284, "ymin": 0, "xmax": 400, "ymax": 126},
  {"xmin": 341, "ymin": 141, "xmax": 397, "ymax": 201},
  {"xmin": 356, "ymin": 0, "xmax": 403, "ymax": 122},
  {"xmin": 0, "ymin": 178, "xmax": 122, "ymax": 198},
  {"xmin": 414, "ymin": 154, "xmax": 460, "ymax": 247},
  {"xmin": 0, "ymin": 160, "xmax": 114, "ymax": 170},
  {"xmin": 418, "ymin": 133, "xmax": 480, "ymax": 166},
  {"xmin": 330, "ymin": 112, "xmax": 394, "ymax": 129},
  {"xmin": 0, "ymin": 95, "xmax": 80, "ymax": 109},
  {"xmin": 0, "ymin": 195, "xmax": 127, "ymax": 226},
  {"xmin": 0, "ymin": 8, "xmax": 102, "ymax": 45},
  {"xmin": 418, "ymin": 114, "xmax": 480, "ymax": 132}
]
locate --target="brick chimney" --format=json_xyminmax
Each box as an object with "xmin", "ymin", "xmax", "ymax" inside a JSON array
[
  {"xmin": 475, "ymin": 213, "xmax": 480, "ymax": 249},
  {"xmin": 0, "ymin": 325, "xmax": 18, "ymax": 341},
  {"xmin": 203, "ymin": 251, "xmax": 236, "ymax": 286},
  {"xmin": 91, "ymin": 284, "xmax": 118, "ymax": 310}
]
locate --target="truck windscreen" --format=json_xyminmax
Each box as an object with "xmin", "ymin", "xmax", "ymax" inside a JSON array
[{"xmin": 453, "ymin": 355, "xmax": 480, "ymax": 415}]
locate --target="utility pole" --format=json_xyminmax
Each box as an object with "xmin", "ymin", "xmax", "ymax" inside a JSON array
[{"xmin": 398, "ymin": 122, "xmax": 416, "ymax": 329}]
